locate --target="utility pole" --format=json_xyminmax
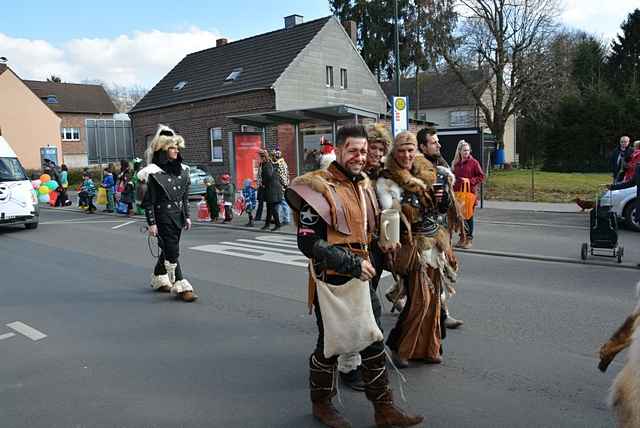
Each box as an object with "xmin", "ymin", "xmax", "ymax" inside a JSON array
[{"xmin": 394, "ymin": 0, "xmax": 401, "ymax": 96}]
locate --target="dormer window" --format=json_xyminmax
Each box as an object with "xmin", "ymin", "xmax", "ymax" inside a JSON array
[
  {"xmin": 225, "ymin": 68, "xmax": 243, "ymax": 82},
  {"xmin": 173, "ymin": 81, "xmax": 188, "ymax": 91},
  {"xmin": 46, "ymin": 95, "xmax": 58, "ymax": 104}
]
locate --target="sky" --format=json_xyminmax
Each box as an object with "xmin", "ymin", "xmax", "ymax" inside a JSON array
[{"xmin": 0, "ymin": 0, "xmax": 637, "ymax": 89}]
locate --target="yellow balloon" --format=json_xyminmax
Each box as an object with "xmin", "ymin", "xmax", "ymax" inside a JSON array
[
  {"xmin": 40, "ymin": 174, "xmax": 51, "ymax": 183},
  {"xmin": 38, "ymin": 185, "xmax": 51, "ymax": 194}
]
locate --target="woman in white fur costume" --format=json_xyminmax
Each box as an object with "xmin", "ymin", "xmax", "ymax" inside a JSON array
[
  {"xmin": 137, "ymin": 125, "xmax": 197, "ymax": 302},
  {"xmin": 376, "ymin": 131, "xmax": 462, "ymax": 367}
]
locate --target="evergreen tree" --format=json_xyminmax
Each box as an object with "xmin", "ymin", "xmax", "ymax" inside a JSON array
[{"xmin": 607, "ymin": 9, "xmax": 640, "ymax": 92}]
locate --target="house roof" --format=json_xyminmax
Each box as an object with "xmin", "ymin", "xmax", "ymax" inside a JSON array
[
  {"xmin": 23, "ymin": 80, "xmax": 117, "ymax": 114},
  {"xmin": 129, "ymin": 16, "xmax": 332, "ymax": 113},
  {"xmin": 380, "ymin": 69, "xmax": 491, "ymax": 110}
]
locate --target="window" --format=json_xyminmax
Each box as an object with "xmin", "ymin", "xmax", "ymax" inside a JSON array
[
  {"xmin": 340, "ymin": 68, "xmax": 348, "ymax": 89},
  {"xmin": 225, "ymin": 68, "xmax": 243, "ymax": 82},
  {"xmin": 449, "ymin": 111, "xmax": 472, "ymax": 127},
  {"xmin": 46, "ymin": 95, "xmax": 58, "ymax": 104},
  {"xmin": 325, "ymin": 66, "xmax": 334, "ymax": 87},
  {"xmin": 61, "ymin": 127, "xmax": 80, "ymax": 141},
  {"xmin": 173, "ymin": 81, "xmax": 188, "ymax": 91},
  {"xmin": 210, "ymin": 127, "xmax": 223, "ymax": 163}
]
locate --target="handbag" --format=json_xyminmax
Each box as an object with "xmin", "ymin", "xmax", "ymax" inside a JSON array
[
  {"xmin": 454, "ymin": 178, "xmax": 476, "ymax": 220},
  {"xmin": 116, "ymin": 201, "xmax": 129, "ymax": 214},
  {"xmin": 311, "ymin": 263, "xmax": 383, "ymax": 358},
  {"xmin": 97, "ymin": 188, "xmax": 107, "ymax": 205}
]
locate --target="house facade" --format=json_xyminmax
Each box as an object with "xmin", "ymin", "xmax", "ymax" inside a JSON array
[
  {"xmin": 0, "ymin": 65, "xmax": 61, "ymax": 170},
  {"xmin": 382, "ymin": 70, "xmax": 517, "ymax": 164},
  {"xmin": 129, "ymin": 15, "xmax": 388, "ymax": 179},
  {"xmin": 24, "ymin": 80, "xmax": 118, "ymax": 168}
]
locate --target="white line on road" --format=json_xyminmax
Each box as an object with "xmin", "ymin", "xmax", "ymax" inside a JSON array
[
  {"xmin": 40, "ymin": 220, "xmax": 128, "ymax": 225},
  {"xmin": 0, "ymin": 332, "xmax": 16, "ymax": 340},
  {"xmin": 220, "ymin": 241, "xmax": 302, "ymax": 254},
  {"xmin": 7, "ymin": 322, "xmax": 47, "ymax": 341},
  {"xmin": 112, "ymin": 220, "xmax": 136, "ymax": 230},
  {"xmin": 476, "ymin": 220, "xmax": 584, "ymax": 230}
]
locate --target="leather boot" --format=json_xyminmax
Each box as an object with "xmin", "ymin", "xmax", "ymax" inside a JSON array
[
  {"xmin": 310, "ymin": 354, "xmax": 352, "ymax": 428},
  {"xmin": 461, "ymin": 238, "xmax": 473, "ymax": 249},
  {"xmin": 361, "ymin": 351, "xmax": 423, "ymax": 427}
]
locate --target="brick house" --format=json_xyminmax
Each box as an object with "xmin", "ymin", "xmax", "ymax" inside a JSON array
[
  {"xmin": 381, "ymin": 70, "xmax": 518, "ymax": 164},
  {"xmin": 129, "ymin": 15, "xmax": 389, "ymax": 179},
  {"xmin": 24, "ymin": 80, "xmax": 117, "ymax": 167}
]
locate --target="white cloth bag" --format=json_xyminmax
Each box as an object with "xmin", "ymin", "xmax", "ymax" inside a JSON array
[{"xmin": 313, "ymin": 266, "xmax": 384, "ymax": 359}]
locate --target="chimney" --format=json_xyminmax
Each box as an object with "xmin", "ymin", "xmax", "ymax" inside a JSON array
[
  {"xmin": 216, "ymin": 38, "xmax": 228, "ymax": 47},
  {"xmin": 342, "ymin": 20, "xmax": 357, "ymax": 44},
  {"xmin": 284, "ymin": 14, "xmax": 304, "ymax": 29}
]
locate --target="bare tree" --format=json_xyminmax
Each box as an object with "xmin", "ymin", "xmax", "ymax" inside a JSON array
[{"xmin": 421, "ymin": 0, "xmax": 559, "ymax": 149}]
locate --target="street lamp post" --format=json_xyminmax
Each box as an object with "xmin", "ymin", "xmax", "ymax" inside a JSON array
[{"xmin": 394, "ymin": 0, "xmax": 401, "ymax": 97}]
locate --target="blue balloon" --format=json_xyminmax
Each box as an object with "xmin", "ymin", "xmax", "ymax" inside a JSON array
[
  {"xmin": 46, "ymin": 180, "xmax": 59, "ymax": 190},
  {"xmin": 38, "ymin": 194, "xmax": 50, "ymax": 203}
]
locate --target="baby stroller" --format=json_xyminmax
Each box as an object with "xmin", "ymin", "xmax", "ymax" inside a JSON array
[{"xmin": 580, "ymin": 187, "xmax": 623, "ymax": 263}]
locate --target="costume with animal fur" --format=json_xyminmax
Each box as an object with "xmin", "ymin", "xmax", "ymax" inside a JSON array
[
  {"xmin": 599, "ymin": 281, "xmax": 640, "ymax": 428},
  {"xmin": 377, "ymin": 153, "xmax": 462, "ymax": 361},
  {"xmin": 138, "ymin": 125, "xmax": 196, "ymax": 300},
  {"xmin": 285, "ymin": 161, "xmax": 423, "ymax": 427}
]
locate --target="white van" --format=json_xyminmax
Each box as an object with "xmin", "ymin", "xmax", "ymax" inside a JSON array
[{"xmin": 0, "ymin": 135, "xmax": 39, "ymax": 229}]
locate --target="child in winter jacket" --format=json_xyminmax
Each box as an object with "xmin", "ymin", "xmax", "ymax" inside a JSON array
[
  {"xmin": 242, "ymin": 179, "xmax": 257, "ymax": 227},
  {"xmin": 218, "ymin": 173, "xmax": 235, "ymax": 223},
  {"xmin": 102, "ymin": 168, "xmax": 116, "ymax": 212},
  {"xmin": 205, "ymin": 178, "xmax": 219, "ymax": 222},
  {"xmin": 80, "ymin": 173, "xmax": 97, "ymax": 213}
]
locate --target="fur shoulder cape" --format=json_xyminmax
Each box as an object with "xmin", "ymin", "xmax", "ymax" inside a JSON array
[
  {"xmin": 287, "ymin": 167, "xmax": 371, "ymax": 231},
  {"xmin": 137, "ymin": 163, "xmax": 189, "ymax": 182}
]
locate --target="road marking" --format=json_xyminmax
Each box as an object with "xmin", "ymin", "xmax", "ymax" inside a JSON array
[
  {"xmin": 7, "ymin": 322, "xmax": 47, "ymax": 341},
  {"xmin": 40, "ymin": 220, "xmax": 127, "ymax": 225},
  {"xmin": 112, "ymin": 220, "xmax": 136, "ymax": 230},
  {"xmin": 476, "ymin": 220, "xmax": 584, "ymax": 230},
  {"xmin": 190, "ymin": 234, "xmax": 392, "ymax": 278},
  {"xmin": 0, "ymin": 332, "xmax": 16, "ymax": 340}
]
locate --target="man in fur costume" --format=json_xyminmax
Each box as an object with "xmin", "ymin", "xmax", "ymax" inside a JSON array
[
  {"xmin": 376, "ymin": 131, "xmax": 462, "ymax": 367},
  {"xmin": 416, "ymin": 127, "xmax": 465, "ymax": 329},
  {"xmin": 336, "ymin": 123, "xmax": 394, "ymax": 392},
  {"xmin": 285, "ymin": 125, "xmax": 423, "ymax": 428},
  {"xmin": 138, "ymin": 125, "xmax": 197, "ymax": 302}
]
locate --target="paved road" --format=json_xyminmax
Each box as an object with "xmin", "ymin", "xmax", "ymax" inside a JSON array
[{"xmin": 0, "ymin": 208, "xmax": 636, "ymax": 427}]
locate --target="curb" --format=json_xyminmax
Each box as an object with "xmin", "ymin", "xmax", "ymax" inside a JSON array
[
  {"xmin": 40, "ymin": 205, "xmax": 636, "ymax": 269},
  {"xmin": 457, "ymin": 248, "xmax": 639, "ymax": 270}
]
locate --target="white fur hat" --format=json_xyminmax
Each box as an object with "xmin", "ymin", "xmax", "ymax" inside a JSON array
[{"xmin": 144, "ymin": 124, "xmax": 185, "ymax": 164}]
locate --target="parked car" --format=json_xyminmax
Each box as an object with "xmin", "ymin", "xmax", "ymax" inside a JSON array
[
  {"xmin": 187, "ymin": 166, "xmax": 213, "ymax": 197},
  {"xmin": 600, "ymin": 186, "xmax": 639, "ymax": 232}
]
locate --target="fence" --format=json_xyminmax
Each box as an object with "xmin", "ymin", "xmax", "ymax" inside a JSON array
[{"xmin": 86, "ymin": 119, "xmax": 134, "ymax": 164}]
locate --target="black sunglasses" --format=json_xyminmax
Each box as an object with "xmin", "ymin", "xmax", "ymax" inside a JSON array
[{"xmin": 159, "ymin": 130, "xmax": 174, "ymax": 137}]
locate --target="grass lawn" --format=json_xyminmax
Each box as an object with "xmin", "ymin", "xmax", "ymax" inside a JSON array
[{"xmin": 484, "ymin": 169, "xmax": 612, "ymax": 203}]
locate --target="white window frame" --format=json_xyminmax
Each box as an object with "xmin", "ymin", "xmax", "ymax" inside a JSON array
[
  {"xmin": 340, "ymin": 68, "xmax": 347, "ymax": 89},
  {"xmin": 61, "ymin": 127, "xmax": 80, "ymax": 141},
  {"xmin": 449, "ymin": 111, "xmax": 472, "ymax": 128},
  {"xmin": 325, "ymin": 66, "xmax": 334, "ymax": 88},
  {"xmin": 210, "ymin": 127, "xmax": 223, "ymax": 163}
]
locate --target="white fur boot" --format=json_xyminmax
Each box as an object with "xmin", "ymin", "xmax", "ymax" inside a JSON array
[
  {"xmin": 172, "ymin": 279, "xmax": 197, "ymax": 302},
  {"xmin": 150, "ymin": 274, "xmax": 172, "ymax": 292}
]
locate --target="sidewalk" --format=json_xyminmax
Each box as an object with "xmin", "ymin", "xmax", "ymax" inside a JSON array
[{"xmin": 481, "ymin": 200, "xmax": 578, "ymax": 213}]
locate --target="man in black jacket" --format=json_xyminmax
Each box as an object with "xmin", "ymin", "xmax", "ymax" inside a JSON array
[
  {"xmin": 138, "ymin": 125, "xmax": 197, "ymax": 302},
  {"xmin": 611, "ymin": 136, "xmax": 632, "ymax": 184}
]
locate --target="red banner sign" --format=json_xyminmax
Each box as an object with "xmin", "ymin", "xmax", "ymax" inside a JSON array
[{"xmin": 234, "ymin": 133, "xmax": 262, "ymax": 188}]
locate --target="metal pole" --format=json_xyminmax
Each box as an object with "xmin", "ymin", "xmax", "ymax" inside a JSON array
[{"xmin": 394, "ymin": 0, "xmax": 401, "ymax": 97}]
